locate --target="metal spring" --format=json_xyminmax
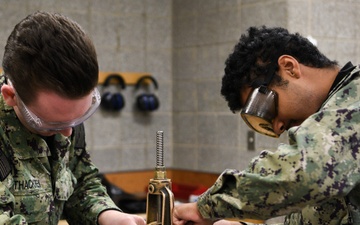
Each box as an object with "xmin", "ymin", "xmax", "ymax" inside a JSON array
[{"xmin": 156, "ymin": 131, "xmax": 164, "ymax": 167}]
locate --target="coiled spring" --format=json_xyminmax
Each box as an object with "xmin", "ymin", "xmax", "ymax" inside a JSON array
[{"xmin": 156, "ymin": 131, "xmax": 164, "ymax": 167}]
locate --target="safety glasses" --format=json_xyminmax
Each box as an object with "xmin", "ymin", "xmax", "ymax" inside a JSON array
[
  {"xmin": 240, "ymin": 85, "xmax": 279, "ymax": 138},
  {"xmin": 8, "ymin": 79, "xmax": 101, "ymax": 132}
]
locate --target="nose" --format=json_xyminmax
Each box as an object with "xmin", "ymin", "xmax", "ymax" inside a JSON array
[
  {"xmin": 272, "ymin": 119, "xmax": 286, "ymax": 136},
  {"xmin": 58, "ymin": 128, "xmax": 73, "ymax": 137}
]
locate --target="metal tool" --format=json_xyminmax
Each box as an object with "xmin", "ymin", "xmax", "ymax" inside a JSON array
[{"xmin": 146, "ymin": 131, "xmax": 174, "ymax": 225}]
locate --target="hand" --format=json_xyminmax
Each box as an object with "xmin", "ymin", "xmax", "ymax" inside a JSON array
[
  {"xmin": 214, "ymin": 220, "xmax": 244, "ymax": 225},
  {"xmin": 173, "ymin": 202, "xmax": 214, "ymax": 225},
  {"xmin": 98, "ymin": 210, "xmax": 146, "ymax": 225}
]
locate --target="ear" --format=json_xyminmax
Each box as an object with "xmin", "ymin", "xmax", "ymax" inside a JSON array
[
  {"xmin": 1, "ymin": 84, "xmax": 17, "ymax": 106},
  {"xmin": 278, "ymin": 55, "xmax": 300, "ymax": 79}
]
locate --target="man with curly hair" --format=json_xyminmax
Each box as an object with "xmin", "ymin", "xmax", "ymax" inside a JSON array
[{"xmin": 173, "ymin": 26, "xmax": 360, "ymax": 224}]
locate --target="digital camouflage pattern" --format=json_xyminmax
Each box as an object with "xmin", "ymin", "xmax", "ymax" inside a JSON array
[
  {"xmin": 197, "ymin": 63, "xmax": 360, "ymax": 225},
  {"xmin": 0, "ymin": 75, "xmax": 120, "ymax": 224}
]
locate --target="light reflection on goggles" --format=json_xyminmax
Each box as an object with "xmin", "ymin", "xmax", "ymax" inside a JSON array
[
  {"xmin": 8, "ymin": 79, "xmax": 101, "ymax": 132},
  {"xmin": 240, "ymin": 86, "xmax": 278, "ymax": 138}
]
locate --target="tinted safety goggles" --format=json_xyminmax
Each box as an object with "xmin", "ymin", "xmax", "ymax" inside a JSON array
[{"xmin": 240, "ymin": 85, "xmax": 279, "ymax": 138}]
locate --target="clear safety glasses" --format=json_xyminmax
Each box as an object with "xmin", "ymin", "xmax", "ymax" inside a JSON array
[
  {"xmin": 240, "ymin": 86, "xmax": 279, "ymax": 138},
  {"xmin": 8, "ymin": 79, "xmax": 101, "ymax": 131}
]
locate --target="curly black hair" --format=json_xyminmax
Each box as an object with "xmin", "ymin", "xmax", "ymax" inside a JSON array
[{"xmin": 220, "ymin": 26, "xmax": 338, "ymax": 113}]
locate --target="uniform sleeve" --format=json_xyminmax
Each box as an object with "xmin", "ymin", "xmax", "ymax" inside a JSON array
[
  {"xmin": 63, "ymin": 158, "xmax": 121, "ymax": 224},
  {"xmin": 196, "ymin": 104, "xmax": 360, "ymax": 221},
  {"xmin": 62, "ymin": 125, "xmax": 121, "ymax": 224}
]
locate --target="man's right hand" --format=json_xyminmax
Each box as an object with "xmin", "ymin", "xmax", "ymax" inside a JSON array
[{"xmin": 173, "ymin": 202, "xmax": 219, "ymax": 225}]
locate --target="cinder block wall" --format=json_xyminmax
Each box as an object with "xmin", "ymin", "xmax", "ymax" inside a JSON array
[
  {"xmin": 0, "ymin": 0, "xmax": 173, "ymax": 173},
  {"xmin": 0, "ymin": 0, "xmax": 358, "ymax": 174},
  {"xmin": 172, "ymin": 0, "xmax": 360, "ymax": 173}
]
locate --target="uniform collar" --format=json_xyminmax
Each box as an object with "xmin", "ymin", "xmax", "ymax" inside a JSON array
[{"xmin": 328, "ymin": 61, "xmax": 356, "ymax": 95}]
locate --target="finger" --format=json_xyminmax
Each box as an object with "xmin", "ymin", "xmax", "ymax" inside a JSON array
[
  {"xmin": 172, "ymin": 217, "xmax": 185, "ymax": 225},
  {"xmin": 173, "ymin": 219, "xmax": 191, "ymax": 225},
  {"xmin": 134, "ymin": 215, "xmax": 146, "ymax": 225}
]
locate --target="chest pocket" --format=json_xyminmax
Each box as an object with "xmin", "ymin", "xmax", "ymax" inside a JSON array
[
  {"xmin": 10, "ymin": 167, "xmax": 54, "ymax": 224},
  {"xmin": 53, "ymin": 162, "xmax": 77, "ymax": 201},
  {"xmin": 13, "ymin": 188, "xmax": 53, "ymax": 223}
]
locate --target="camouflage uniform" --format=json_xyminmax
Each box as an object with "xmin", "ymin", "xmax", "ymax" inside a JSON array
[
  {"xmin": 197, "ymin": 62, "xmax": 360, "ymax": 224},
  {"xmin": 0, "ymin": 76, "xmax": 120, "ymax": 224}
]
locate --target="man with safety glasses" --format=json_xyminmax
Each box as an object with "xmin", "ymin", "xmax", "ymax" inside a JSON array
[
  {"xmin": 0, "ymin": 12, "xmax": 146, "ymax": 225},
  {"xmin": 173, "ymin": 26, "xmax": 360, "ymax": 224}
]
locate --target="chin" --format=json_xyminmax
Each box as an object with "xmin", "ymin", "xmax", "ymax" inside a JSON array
[{"xmin": 38, "ymin": 132, "xmax": 56, "ymax": 136}]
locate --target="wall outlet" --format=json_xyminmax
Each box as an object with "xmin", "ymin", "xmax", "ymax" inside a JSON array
[{"xmin": 247, "ymin": 130, "xmax": 255, "ymax": 151}]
